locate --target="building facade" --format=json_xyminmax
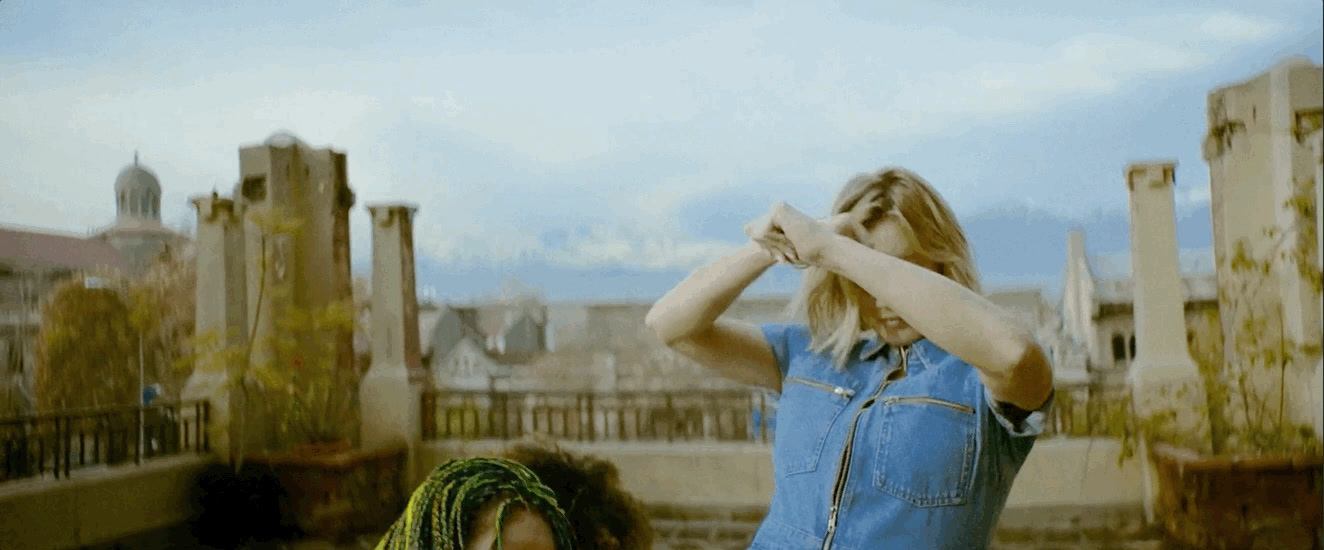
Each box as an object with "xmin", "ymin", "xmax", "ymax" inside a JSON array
[
  {"xmin": 1203, "ymin": 57, "xmax": 1323, "ymax": 431},
  {"xmin": 1058, "ymin": 228, "xmax": 1219, "ymax": 388},
  {"xmin": 1, "ymin": 154, "xmax": 186, "ymax": 415}
]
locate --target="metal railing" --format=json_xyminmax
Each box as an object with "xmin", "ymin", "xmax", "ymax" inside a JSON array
[
  {"xmin": 422, "ymin": 390, "xmax": 776, "ymax": 444},
  {"xmin": 1, "ymin": 400, "xmax": 211, "ymax": 482}
]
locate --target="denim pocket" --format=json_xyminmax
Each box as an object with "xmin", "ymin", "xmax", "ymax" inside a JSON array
[
  {"xmin": 773, "ymin": 376, "xmax": 854, "ymax": 476},
  {"xmin": 873, "ymin": 395, "xmax": 976, "ymax": 506}
]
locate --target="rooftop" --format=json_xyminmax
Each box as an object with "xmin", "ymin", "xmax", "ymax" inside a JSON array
[{"xmin": 0, "ymin": 225, "xmax": 128, "ymax": 272}]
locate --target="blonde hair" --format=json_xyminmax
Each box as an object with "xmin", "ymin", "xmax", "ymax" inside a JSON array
[{"xmin": 787, "ymin": 167, "xmax": 980, "ymax": 368}]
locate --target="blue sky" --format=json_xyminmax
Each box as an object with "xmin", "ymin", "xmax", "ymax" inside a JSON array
[{"xmin": 2, "ymin": 1, "xmax": 1321, "ymax": 304}]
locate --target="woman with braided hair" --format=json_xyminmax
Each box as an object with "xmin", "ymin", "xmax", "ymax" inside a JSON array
[{"xmin": 374, "ymin": 457, "xmax": 575, "ymax": 550}]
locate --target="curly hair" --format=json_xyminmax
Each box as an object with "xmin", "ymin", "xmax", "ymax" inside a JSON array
[{"xmin": 501, "ymin": 443, "xmax": 655, "ymax": 550}]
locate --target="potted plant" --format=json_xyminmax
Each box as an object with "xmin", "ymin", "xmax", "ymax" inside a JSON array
[
  {"xmin": 1107, "ymin": 181, "xmax": 1323, "ymax": 548},
  {"xmin": 189, "ymin": 209, "xmax": 406, "ymax": 542}
]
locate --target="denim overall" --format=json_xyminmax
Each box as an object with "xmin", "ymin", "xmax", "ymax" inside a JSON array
[{"xmin": 752, "ymin": 324, "xmax": 1051, "ymax": 549}]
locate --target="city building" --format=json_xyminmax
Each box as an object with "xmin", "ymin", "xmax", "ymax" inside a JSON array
[
  {"xmin": 1, "ymin": 154, "xmax": 187, "ymax": 415},
  {"xmin": 1058, "ymin": 228, "xmax": 1219, "ymax": 388},
  {"xmin": 1203, "ymin": 56, "xmax": 1323, "ymax": 430},
  {"xmin": 94, "ymin": 154, "xmax": 189, "ymax": 274}
]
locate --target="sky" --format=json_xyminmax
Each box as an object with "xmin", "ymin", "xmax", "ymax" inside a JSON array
[{"xmin": 2, "ymin": 0, "xmax": 1321, "ymax": 305}]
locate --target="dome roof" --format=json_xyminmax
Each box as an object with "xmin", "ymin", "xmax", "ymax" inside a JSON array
[
  {"xmin": 264, "ymin": 130, "xmax": 307, "ymax": 148},
  {"xmin": 114, "ymin": 155, "xmax": 161, "ymax": 196}
]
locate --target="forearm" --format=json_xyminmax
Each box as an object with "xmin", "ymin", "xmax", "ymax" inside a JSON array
[
  {"xmin": 820, "ymin": 235, "xmax": 1034, "ymax": 379},
  {"xmin": 645, "ymin": 242, "xmax": 777, "ymax": 345}
]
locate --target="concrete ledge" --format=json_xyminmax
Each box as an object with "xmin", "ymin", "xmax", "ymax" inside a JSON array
[
  {"xmin": 1005, "ymin": 437, "xmax": 1145, "ymax": 508},
  {"xmin": 0, "ymin": 454, "xmax": 218, "ymax": 550},
  {"xmin": 421, "ymin": 437, "xmax": 1143, "ymax": 512},
  {"xmin": 420, "ymin": 440, "xmax": 775, "ymax": 509}
]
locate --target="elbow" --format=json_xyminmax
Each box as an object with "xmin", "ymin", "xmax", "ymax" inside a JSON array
[
  {"xmin": 980, "ymin": 333, "xmax": 1053, "ymax": 406},
  {"xmin": 1007, "ymin": 339, "xmax": 1054, "ymax": 407},
  {"xmin": 643, "ymin": 308, "xmax": 677, "ymax": 347}
]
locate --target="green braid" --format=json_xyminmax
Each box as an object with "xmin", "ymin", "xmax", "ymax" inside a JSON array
[{"xmin": 375, "ymin": 457, "xmax": 576, "ymax": 550}]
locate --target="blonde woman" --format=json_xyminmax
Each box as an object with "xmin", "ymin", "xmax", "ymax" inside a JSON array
[{"xmin": 645, "ymin": 168, "xmax": 1054, "ymax": 549}]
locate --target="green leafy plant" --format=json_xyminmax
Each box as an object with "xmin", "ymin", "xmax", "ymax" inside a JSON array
[
  {"xmin": 32, "ymin": 246, "xmax": 195, "ymax": 412},
  {"xmin": 1101, "ymin": 178, "xmax": 1322, "ymax": 463},
  {"xmin": 34, "ymin": 277, "xmax": 138, "ymax": 410},
  {"xmin": 189, "ymin": 208, "xmax": 358, "ymax": 467}
]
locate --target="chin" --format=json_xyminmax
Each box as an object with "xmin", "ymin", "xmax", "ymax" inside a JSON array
[{"xmin": 879, "ymin": 326, "xmax": 922, "ymax": 347}]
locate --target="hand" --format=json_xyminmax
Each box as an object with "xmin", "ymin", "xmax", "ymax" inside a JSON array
[
  {"xmin": 745, "ymin": 203, "xmax": 863, "ymax": 268},
  {"xmin": 744, "ymin": 205, "xmax": 802, "ymax": 266}
]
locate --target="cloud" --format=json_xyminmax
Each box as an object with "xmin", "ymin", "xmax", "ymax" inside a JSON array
[
  {"xmin": 410, "ymin": 91, "xmax": 463, "ymax": 117},
  {"xmin": 1196, "ymin": 12, "xmax": 1285, "ymax": 43},
  {"xmin": 1, "ymin": 2, "xmax": 1310, "ymax": 284},
  {"xmin": 413, "ymin": 215, "xmax": 742, "ymax": 272}
]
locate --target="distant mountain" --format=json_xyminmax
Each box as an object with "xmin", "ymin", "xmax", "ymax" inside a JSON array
[{"xmin": 355, "ymin": 202, "xmax": 1214, "ymax": 304}]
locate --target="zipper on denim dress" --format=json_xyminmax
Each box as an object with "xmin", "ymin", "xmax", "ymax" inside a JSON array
[
  {"xmin": 820, "ymin": 345, "xmax": 909, "ymax": 550},
  {"xmin": 785, "ymin": 377, "xmax": 857, "ymax": 399},
  {"xmin": 880, "ymin": 396, "xmax": 974, "ymax": 414}
]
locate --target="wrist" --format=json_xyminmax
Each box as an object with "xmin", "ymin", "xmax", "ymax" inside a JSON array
[
  {"xmin": 817, "ymin": 234, "xmax": 856, "ymax": 272},
  {"xmin": 741, "ymin": 241, "xmax": 779, "ymax": 269}
]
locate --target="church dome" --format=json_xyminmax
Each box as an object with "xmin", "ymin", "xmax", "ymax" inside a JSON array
[
  {"xmin": 114, "ymin": 157, "xmax": 161, "ymax": 197},
  {"xmin": 114, "ymin": 153, "xmax": 162, "ymax": 223}
]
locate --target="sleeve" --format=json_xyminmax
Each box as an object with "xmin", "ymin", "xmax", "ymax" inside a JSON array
[
  {"xmin": 984, "ymin": 387, "xmax": 1054, "ymax": 438},
  {"xmin": 759, "ymin": 323, "xmax": 797, "ymax": 378}
]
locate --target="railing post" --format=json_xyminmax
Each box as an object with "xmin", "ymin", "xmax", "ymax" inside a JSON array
[
  {"xmin": 665, "ymin": 393, "xmax": 674, "ymax": 443},
  {"xmin": 52, "ymin": 415, "xmax": 62, "ymax": 479},
  {"xmin": 707, "ymin": 394, "xmax": 717, "ymax": 441},
  {"xmin": 202, "ymin": 401, "xmax": 211, "ymax": 452},
  {"xmin": 62, "ymin": 416, "xmax": 71, "ymax": 478},
  {"xmin": 500, "ymin": 393, "xmax": 510, "ymax": 440},
  {"xmin": 564, "ymin": 397, "xmax": 574, "ymax": 442},
  {"xmin": 35, "ymin": 418, "xmax": 44, "ymax": 479},
  {"xmin": 135, "ymin": 405, "xmax": 142, "ymax": 465},
  {"xmin": 586, "ymin": 393, "xmax": 596, "ymax": 443},
  {"xmin": 93, "ymin": 415, "xmax": 101, "ymax": 464},
  {"xmin": 617, "ymin": 395, "xmax": 627, "ymax": 441},
  {"xmin": 420, "ymin": 392, "xmax": 434, "ymax": 440},
  {"xmin": 486, "ymin": 390, "xmax": 495, "ymax": 439},
  {"xmin": 79, "ymin": 421, "xmax": 86, "ymax": 467}
]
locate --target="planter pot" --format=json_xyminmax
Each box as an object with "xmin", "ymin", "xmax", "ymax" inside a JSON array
[
  {"xmin": 1150, "ymin": 443, "xmax": 1322, "ymax": 549},
  {"xmin": 247, "ymin": 444, "xmax": 407, "ymax": 541},
  {"xmin": 291, "ymin": 438, "xmax": 352, "ymax": 456}
]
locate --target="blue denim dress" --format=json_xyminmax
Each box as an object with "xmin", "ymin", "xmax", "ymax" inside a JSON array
[{"xmin": 752, "ymin": 324, "xmax": 1051, "ymax": 549}]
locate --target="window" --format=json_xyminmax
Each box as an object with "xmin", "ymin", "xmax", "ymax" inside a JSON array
[
  {"xmin": 1112, "ymin": 335, "xmax": 1126, "ymax": 362},
  {"xmin": 140, "ymin": 193, "xmax": 151, "ymax": 216},
  {"xmin": 1129, "ymin": 335, "xmax": 1137, "ymax": 359},
  {"xmin": 242, "ymin": 176, "xmax": 267, "ymax": 202}
]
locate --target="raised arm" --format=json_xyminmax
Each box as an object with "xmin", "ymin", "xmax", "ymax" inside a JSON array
[
  {"xmin": 644, "ymin": 242, "xmax": 785, "ymax": 392},
  {"xmin": 821, "ymin": 236, "xmax": 1052, "ymax": 410},
  {"xmin": 760, "ymin": 202, "xmax": 1053, "ymax": 411}
]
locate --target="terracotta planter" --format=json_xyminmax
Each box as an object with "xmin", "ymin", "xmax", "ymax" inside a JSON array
[
  {"xmin": 247, "ymin": 444, "xmax": 407, "ymax": 541},
  {"xmin": 291, "ymin": 438, "xmax": 352, "ymax": 456},
  {"xmin": 1150, "ymin": 443, "xmax": 1322, "ymax": 549}
]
